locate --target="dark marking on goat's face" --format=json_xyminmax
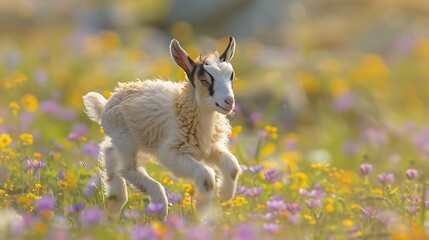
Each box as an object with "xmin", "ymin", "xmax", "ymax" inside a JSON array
[
  {"xmin": 107, "ymin": 195, "xmax": 118, "ymax": 201},
  {"xmin": 192, "ymin": 54, "xmax": 235, "ymax": 115},
  {"xmin": 203, "ymin": 179, "xmax": 214, "ymax": 192}
]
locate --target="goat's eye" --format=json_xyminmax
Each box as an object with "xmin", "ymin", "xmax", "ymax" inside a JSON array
[
  {"xmin": 200, "ymin": 79, "xmax": 210, "ymax": 86},
  {"xmin": 230, "ymin": 72, "xmax": 234, "ymax": 81}
]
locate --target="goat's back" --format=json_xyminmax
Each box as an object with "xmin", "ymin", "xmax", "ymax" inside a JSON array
[{"xmin": 101, "ymin": 79, "xmax": 184, "ymax": 151}]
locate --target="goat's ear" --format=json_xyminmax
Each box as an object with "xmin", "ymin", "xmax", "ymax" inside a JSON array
[
  {"xmin": 219, "ymin": 37, "xmax": 236, "ymax": 62},
  {"xmin": 170, "ymin": 39, "xmax": 195, "ymax": 75}
]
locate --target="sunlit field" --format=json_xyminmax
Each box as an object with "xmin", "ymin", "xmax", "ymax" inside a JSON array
[{"xmin": 1, "ymin": 1, "xmax": 429, "ymax": 239}]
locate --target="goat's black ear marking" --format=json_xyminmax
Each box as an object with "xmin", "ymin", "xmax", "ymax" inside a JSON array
[{"xmin": 219, "ymin": 37, "xmax": 236, "ymax": 62}]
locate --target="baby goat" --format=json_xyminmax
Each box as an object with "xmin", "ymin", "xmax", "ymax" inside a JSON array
[{"xmin": 83, "ymin": 37, "xmax": 241, "ymax": 220}]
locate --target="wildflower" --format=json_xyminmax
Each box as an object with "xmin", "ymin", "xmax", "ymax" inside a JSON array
[
  {"xmin": 130, "ymin": 225, "xmax": 158, "ymax": 240},
  {"xmin": 35, "ymin": 196, "xmax": 55, "ymax": 211},
  {"xmin": 248, "ymin": 112, "xmax": 262, "ymax": 125},
  {"xmin": 33, "ymin": 161, "xmax": 46, "ymax": 169},
  {"xmin": 249, "ymin": 165, "xmax": 263, "ymax": 174},
  {"xmin": 266, "ymin": 199, "xmax": 286, "ymax": 212},
  {"xmin": 243, "ymin": 187, "xmax": 262, "ymax": 197},
  {"xmin": 66, "ymin": 202, "xmax": 85, "ymax": 214},
  {"xmin": 286, "ymin": 203, "xmax": 302, "ymax": 215},
  {"xmin": 145, "ymin": 202, "xmax": 164, "ymax": 215},
  {"xmin": 19, "ymin": 133, "xmax": 33, "ymax": 146},
  {"xmin": 9, "ymin": 102, "xmax": 20, "ymax": 114},
  {"xmin": 405, "ymin": 169, "xmax": 418, "ymax": 180},
  {"xmin": 305, "ymin": 198, "xmax": 322, "ymax": 210},
  {"xmin": 264, "ymin": 169, "xmax": 280, "ymax": 183},
  {"xmin": 359, "ymin": 163, "xmax": 373, "ymax": 176},
  {"xmin": 378, "ymin": 173, "xmax": 395, "ymax": 184},
  {"xmin": 21, "ymin": 94, "xmax": 39, "ymax": 112},
  {"xmin": 82, "ymin": 141, "xmax": 99, "ymax": 159},
  {"xmin": 425, "ymin": 200, "xmax": 429, "ymax": 209},
  {"xmin": 185, "ymin": 225, "xmax": 213, "ymax": 240},
  {"xmin": 236, "ymin": 185, "xmax": 247, "ymax": 195},
  {"xmin": 166, "ymin": 214, "xmax": 185, "ymax": 229},
  {"xmin": 84, "ymin": 176, "xmax": 100, "ymax": 196},
  {"xmin": 0, "ymin": 133, "xmax": 12, "ymax": 149},
  {"xmin": 167, "ymin": 192, "xmax": 182, "ymax": 205},
  {"xmin": 263, "ymin": 223, "xmax": 281, "ymax": 234},
  {"xmin": 123, "ymin": 209, "xmax": 140, "ymax": 220},
  {"xmin": 361, "ymin": 206, "xmax": 379, "ymax": 220},
  {"xmin": 263, "ymin": 213, "xmax": 277, "ymax": 222},
  {"xmin": 407, "ymin": 205, "xmax": 419, "ymax": 215},
  {"xmin": 80, "ymin": 208, "xmax": 103, "ymax": 226},
  {"xmin": 163, "ymin": 177, "xmax": 174, "ymax": 186},
  {"xmin": 227, "ymin": 223, "xmax": 256, "ymax": 240},
  {"xmin": 183, "ymin": 184, "xmax": 195, "ymax": 196}
]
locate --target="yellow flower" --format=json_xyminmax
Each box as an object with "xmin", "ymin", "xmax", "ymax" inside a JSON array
[
  {"xmin": 0, "ymin": 190, "xmax": 5, "ymax": 196},
  {"xmin": 295, "ymin": 172, "xmax": 308, "ymax": 184},
  {"xmin": 329, "ymin": 79, "xmax": 348, "ymax": 96},
  {"xmin": 33, "ymin": 152, "xmax": 42, "ymax": 159},
  {"xmin": 232, "ymin": 196, "xmax": 247, "ymax": 207},
  {"xmin": 0, "ymin": 133, "xmax": 12, "ymax": 149},
  {"xmin": 64, "ymin": 172, "xmax": 78, "ymax": 188},
  {"xmin": 21, "ymin": 94, "xmax": 39, "ymax": 112},
  {"xmin": 20, "ymin": 133, "xmax": 33, "ymax": 146},
  {"xmin": 311, "ymin": 163, "xmax": 323, "ymax": 169},
  {"xmin": 100, "ymin": 30, "xmax": 121, "ymax": 51},
  {"xmin": 297, "ymin": 72, "xmax": 320, "ymax": 94},
  {"xmin": 261, "ymin": 143, "xmax": 276, "ymax": 157},
  {"xmin": 273, "ymin": 182, "xmax": 283, "ymax": 190},
  {"xmin": 9, "ymin": 102, "xmax": 20, "ymax": 115},
  {"xmin": 34, "ymin": 183, "xmax": 42, "ymax": 189},
  {"xmin": 230, "ymin": 126, "xmax": 242, "ymax": 138},
  {"xmin": 183, "ymin": 183, "xmax": 194, "ymax": 196},
  {"xmin": 325, "ymin": 204, "xmax": 334, "ymax": 213},
  {"xmin": 163, "ymin": 177, "xmax": 174, "ymax": 186},
  {"xmin": 342, "ymin": 219, "xmax": 354, "ymax": 230}
]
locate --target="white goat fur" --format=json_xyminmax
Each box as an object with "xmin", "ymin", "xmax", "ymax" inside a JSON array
[{"xmin": 83, "ymin": 37, "xmax": 241, "ymax": 220}]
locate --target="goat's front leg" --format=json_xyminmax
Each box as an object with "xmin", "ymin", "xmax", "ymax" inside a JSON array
[
  {"xmin": 205, "ymin": 144, "xmax": 241, "ymax": 202},
  {"xmin": 156, "ymin": 146, "xmax": 215, "ymax": 203}
]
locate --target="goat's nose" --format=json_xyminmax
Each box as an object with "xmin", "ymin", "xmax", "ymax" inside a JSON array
[{"xmin": 224, "ymin": 97, "xmax": 235, "ymax": 109}]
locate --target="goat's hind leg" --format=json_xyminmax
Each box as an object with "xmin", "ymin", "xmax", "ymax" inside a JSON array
[
  {"xmin": 111, "ymin": 134, "xmax": 168, "ymax": 221},
  {"xmin": 99, "ymin": 138, "xmax": 128, "ymax": 214}
]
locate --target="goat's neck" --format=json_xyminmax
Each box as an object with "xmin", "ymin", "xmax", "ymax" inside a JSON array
[{"xmin": 175, "ymin": 82, "xmax": 215, "ymax": 156}]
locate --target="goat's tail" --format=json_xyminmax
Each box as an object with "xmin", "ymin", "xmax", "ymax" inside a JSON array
[{"xmin": 83, "ymin": 92, "xmax": 107, "ymax": 124}]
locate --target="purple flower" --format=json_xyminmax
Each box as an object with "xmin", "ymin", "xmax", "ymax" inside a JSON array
[
  {"xmin": 243, "ymin": 187, "xmax": 262, "ymax": 197},
  {"xmin": 264, "ymin": 169, "xmax": 280, "ymax": 183},
  {"xmin": 359, "ymin": 163, "xmax": 373, "ymax": 176},
  {"xmin": 288, "ymin": 215, "xmax": 300, "ymax": 224},
  {"xmin": 166, "ymin": 214, "xmax": 185, "ymax": 229},
  {"xmin": 378, "ymin": 173, "xmax": 395, "ymax": 184},
  {"xmin": 185, "ymin": 225, "xmax": 213, "ymax": 240},
  {"xmin": 263, "ymin": 223, "xmax": 281, "ymax": 234},
  {"xmin": 33, "ymin": 161, "xmax": 46, "ymax": 169},
  {"xmin": 123, "ymin": 209, "xmax": 141, "ymax": 220},
  {"xmin": 266, "ymin": 199, "xmax": 286, "ymax": 212},
  {"xmin": 332, "ymin": 92, "xmax": 355, "ymax": 112},
  {"xmin": 80, "ymin": 208, "xmax": 103, "ymax": 226},
  {"xmin": 249, "ymin": 165, "xmax": 263, "ymax": 174},
  {"xmin": 305, "ymin": 198, "xmax": 322, "ymax": 210},
  {"xmin": 248, "ymin": 112, "xmax": 262, "ymax": 125},
  {"xmin": 407, "ymin": 205, "xmax": 419, "ymax": 215},
  {"xmin": 236, "ymin": 185, "xmax": 247, "ymax": 195},
  {"xmin": 84, "ymin": 176, "xmax": 100, "ymax": 196},
  {"xmin": 130, "ymin": 226, "xmax": 158, "ymax": 240},
  {"xmin": 57, "ymin": 171, "xmax": 65, "ymax": 180},
  {"xmin": 227, "ymin": 224, "xmax": 256, "ymax": 240},
  {"xmin": 286, "ymin": 203, "xmax": 302, "ymax": 215},
  {"xmin": 263, "ymin": 213, "xmax": 277, "ymax": 222},
  {"xmin": 426, "ymin": 200, "xmax": 429, "ymax": 209},
  {"xmin": 167, "ymin": 192, "xmax": 182, "ymax": 205},
  {"xmin": 406, "ymin": 169, "xmax": 418, "ymax": 181},
  {"xmin": 145, "ymin": 202, "xmax": 164, "ymax": 215},
  {"xmin": 35, "ymin": 195, "xmax": 56, "ymax": 211},
  {"xmin": 82, "ymin": 141, "xmax": 99, "ymax": 159},
  {"xmin": 71, "ymin": 123, "xmax": 88, "ymax": 137},
  {"xmin": 361, "ymin": 206, "xmax": 379, "ymax": 220},
  {"xmin": 66, "ymin": 202, "xmax": 85, "ymax": 214}
]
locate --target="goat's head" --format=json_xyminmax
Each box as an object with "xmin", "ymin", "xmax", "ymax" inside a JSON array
[{"xmin": 170, "ymin": 37, "xmax": 236, "ymax": 115}]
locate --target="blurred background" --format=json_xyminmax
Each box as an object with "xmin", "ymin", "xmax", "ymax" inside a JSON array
[{"xmin": 2, "ymin": 0, "xmax": 429, "ymax": 173}]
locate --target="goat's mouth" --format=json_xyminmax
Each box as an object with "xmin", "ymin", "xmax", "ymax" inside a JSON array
[{"xmin": 215, "ymin": 102, "xmax": 233, "ymax": 114}]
